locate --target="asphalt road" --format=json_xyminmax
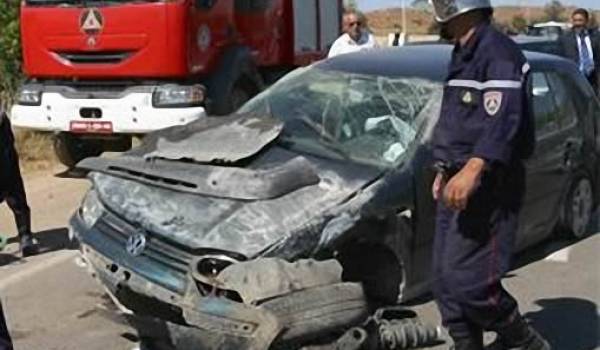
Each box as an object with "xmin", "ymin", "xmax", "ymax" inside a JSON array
[{"xmin": 0, "ymin": 167, "xmax": 598, "ymax": 350}]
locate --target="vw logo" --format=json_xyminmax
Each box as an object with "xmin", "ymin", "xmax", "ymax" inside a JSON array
[{"xmin": 126, "ymin": 233, "xmax": 147, "ymax": 257}]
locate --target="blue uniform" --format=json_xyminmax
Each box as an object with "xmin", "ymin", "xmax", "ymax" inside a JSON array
[
  {"xmin": 0, "ymin": 112, "xmax": 31, "ymax": 240},
  {"xmin": 431, "ymin": 21, "xmax": 534, "ymax": 343}
]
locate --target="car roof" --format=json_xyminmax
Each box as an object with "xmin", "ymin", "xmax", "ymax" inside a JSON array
[
  {"xmin": 316, "ymin": 44, "xmax": 577, "ymax": 81},
  {"xmin": 512, "ymin": 35, "xmax": 558, "ymax": 44}
]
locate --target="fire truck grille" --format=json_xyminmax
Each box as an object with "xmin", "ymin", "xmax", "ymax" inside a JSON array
[{"xmin": 57, "ymin": 51, "xmax": 133, "ymax": 65}]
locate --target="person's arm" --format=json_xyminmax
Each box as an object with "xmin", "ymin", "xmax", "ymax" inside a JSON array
[{"xmin": 471, "ymin": 58, "xmax": 529, "ymax": 165}]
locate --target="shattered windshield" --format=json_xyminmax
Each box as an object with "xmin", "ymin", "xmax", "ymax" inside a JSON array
[{"xmin": 239, "ymin": 67, "xmax": 441, "ymax": 168}]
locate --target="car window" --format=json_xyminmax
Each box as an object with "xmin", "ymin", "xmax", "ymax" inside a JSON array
[
  {"xmin": 546, "ymin": 73, "xmax": 578, "ymax": 130},
  {"xmin": 520, "ymin": 41, "xmax": 561, "ymax": 56},
  {"xmin": 530, "ymin": 72, "xmax": 559, "ymax": 137}
]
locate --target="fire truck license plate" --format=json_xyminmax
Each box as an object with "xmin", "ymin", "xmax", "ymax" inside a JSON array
[{"xmin": 70, "ymin": 121, "xmax": 113, "ymax": 134}]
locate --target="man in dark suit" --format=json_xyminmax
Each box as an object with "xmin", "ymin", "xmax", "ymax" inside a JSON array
[{"xmin": 559, "ymin": 8, "xmax": 600, "ymax": 94}]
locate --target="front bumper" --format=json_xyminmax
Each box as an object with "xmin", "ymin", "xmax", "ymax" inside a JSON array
[
  {"xmin": 69, "ymin": 213, "xmax": 369, "ymax": 349},
  {"xmin": 11, "ymin": 89, "xmax": 205, "ymax": 134}
]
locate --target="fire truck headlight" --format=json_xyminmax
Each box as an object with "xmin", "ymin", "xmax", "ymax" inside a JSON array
[
  {"xmin": 152, "ymin": 84, "xmax": 206, "ymax": 108},
  {"xmin": 17, "ymin": 87, "xmax": 42, "ymax": 106}
]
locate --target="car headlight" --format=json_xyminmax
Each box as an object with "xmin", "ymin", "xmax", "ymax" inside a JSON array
[
  {"xmin": 152, "ymin": 84, "xmax": 206, "ymax": 108},
  {"xmin": 17, "ymin": 86, "xmax": 42, "ymax": 106},
  {"xmin": 80, "ymin": 190, "xmax": 104, "ymax": 229}
]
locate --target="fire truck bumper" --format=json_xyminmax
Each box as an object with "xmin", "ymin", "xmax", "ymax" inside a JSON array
[{"xmin": 10, "ymin": 90, "xmax": 206, "ymax": 135}]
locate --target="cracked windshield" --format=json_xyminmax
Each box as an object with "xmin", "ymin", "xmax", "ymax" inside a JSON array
[{"xmin": 240, "ymin": 67, "xmax": 440, "ymax": 167}]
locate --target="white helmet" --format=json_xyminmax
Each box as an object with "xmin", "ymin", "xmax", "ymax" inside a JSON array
[{"xmin": 429, "ymin": 0, "xmax": 492, "ymax": 23}]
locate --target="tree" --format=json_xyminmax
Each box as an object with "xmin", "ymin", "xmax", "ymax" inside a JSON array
[
  {"xmin": 0, "ymin": 0, "xmax": 22, "ymax": 109},
  {"xmin": 543, "ymin": 0, "xmax": 566, "ymax": 22},
  {"xmin": 511, "ymin": 14, "xmax": 528, "ymax": 33}
]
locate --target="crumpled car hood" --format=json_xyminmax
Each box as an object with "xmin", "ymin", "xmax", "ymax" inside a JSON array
[
  {"xmin": 133, "ymin": 114, "xmax": 283, "ymax": 163},
  {"xmin": 90, "ymin": 148, "xmax": 381, "ymax": 258}
]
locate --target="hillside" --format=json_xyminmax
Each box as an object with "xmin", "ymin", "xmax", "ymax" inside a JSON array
[{"xmin": 365, "ymin": 6, "xmax": 600, "ymax": 35}]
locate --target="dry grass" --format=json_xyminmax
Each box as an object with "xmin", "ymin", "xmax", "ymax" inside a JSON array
[{"xmin": 13, "ymin": 130, "xmax": 57, "ymax": 173}]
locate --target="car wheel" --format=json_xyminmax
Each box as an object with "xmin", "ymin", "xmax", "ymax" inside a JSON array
[
  {"xmin": 230, "ymin": 83, "xmax": 252, "ymax": 113},
  {"xmin": 560, "ymin": 176, "xmax": 594, "ymax": 239}
]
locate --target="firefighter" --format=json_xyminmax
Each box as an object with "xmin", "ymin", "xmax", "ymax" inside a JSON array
[
  {"xmin": 428, "ymin": 0, "xmax": 550, "ymax": 349},
  {"xmin": 0, "ymin": 109, "xmax": 38, "ymax": 257}
]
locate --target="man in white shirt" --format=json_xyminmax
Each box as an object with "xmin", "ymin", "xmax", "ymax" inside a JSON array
[{"xmin": 328, "ymin": 10, "xmax": 379, "ymax": 58}]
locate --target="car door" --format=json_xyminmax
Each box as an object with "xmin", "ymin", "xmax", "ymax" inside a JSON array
[
  {"xmin": 518, "ymin": 70, "xmax": 580, "ymax": 248},
  {"xmin": 558, "ymin": 69, "xmax": 600, "ymax": 205}
]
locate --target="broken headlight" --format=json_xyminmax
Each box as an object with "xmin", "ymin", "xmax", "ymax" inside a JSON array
[{"xmin": 80, "ymin": 190, "xmax": 104, "ymax": 229}]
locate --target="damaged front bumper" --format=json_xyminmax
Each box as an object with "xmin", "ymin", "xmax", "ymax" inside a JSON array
[{"xmin": 70, "ymin": 213, "xmax": 369, "ymax": 349}]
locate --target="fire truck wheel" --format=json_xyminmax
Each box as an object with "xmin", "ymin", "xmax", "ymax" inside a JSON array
[
  {"xmin": 209, "ymin": 80, "xmax": 255, "ymax": 116},
  {"xmin": 230, "ymin": 83, "xmax": 252, "ymax": 112},
  {"xmin": 53, "ymin": 133, "xmax": 103, "ymax": 168}
]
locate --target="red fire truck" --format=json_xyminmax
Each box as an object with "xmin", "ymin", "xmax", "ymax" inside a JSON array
[{"xmin": 11, "ymin": 0, "xmax": 342, "ymax": 167}]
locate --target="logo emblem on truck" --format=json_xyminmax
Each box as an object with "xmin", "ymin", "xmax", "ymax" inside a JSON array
[
  {"xmin": 80, "ymin": 8, "xmax": 104, "ymax": 36},
  {"xmin": 126, "ymin": 232, "xmax": 147, "ymax": 257}
]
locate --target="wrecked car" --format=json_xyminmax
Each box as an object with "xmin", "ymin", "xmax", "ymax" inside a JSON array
[{"xmin": 69, "ymin": 45, "xmax": 599, "ymax": 349}]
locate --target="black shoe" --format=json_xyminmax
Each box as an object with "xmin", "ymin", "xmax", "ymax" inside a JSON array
[
  {"xmin": 451, "ymin": 338, "xmax": 484, "ymax": 350},
  {"xmin": 19, "ymin": 234, "xmax": 39, "ymax": 257},
  {"xmin": 489, "ymin": 327, "xmax": 551, "ymax": 350}
]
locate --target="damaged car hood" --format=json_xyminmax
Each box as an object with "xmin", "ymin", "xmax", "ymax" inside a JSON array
[
  {"xmin": 137, "ymin": 114, "xmax": 284, "ymax": 163},
  {"xmin": 88, "ymin": 147, "xmax": 382, "ymax": 258}
]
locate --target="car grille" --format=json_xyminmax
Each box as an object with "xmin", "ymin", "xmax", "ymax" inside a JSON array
[
  {"xmin": 56, "ymin": 51, "xmax": 133, "ymax": 65},
  {"xmin": 91, "ymin": 211, "xmax": 194, "ymax": 294}
]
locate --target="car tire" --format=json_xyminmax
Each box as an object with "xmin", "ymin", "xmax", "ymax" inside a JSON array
[
  {"xmin": 54, "ymin": 132, "xmax": 103, "ymax": 168},
  {"xmin": 260, "ymin": 282, "xmax": 368, "ymax": 348},
  {"xmin": 559, "ymin": 175, "xmax": 594, "ymax": 239},
  {"xmin": 230, "ymin": 83, "xmax": 252, "ymax": 113},
  {"xmin": 208, "ymin": 80, "xmax": 255, "ymax": 116}
]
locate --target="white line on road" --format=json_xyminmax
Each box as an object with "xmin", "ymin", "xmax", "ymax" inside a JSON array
[{"xmin": 544, "ymin": 246, "xmax": 571, "ymax": 263}]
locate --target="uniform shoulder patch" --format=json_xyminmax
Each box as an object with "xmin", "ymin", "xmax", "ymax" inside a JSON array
[{"xmin": 483, "ymin": 91, "xmax": 503, "ymax": 116}]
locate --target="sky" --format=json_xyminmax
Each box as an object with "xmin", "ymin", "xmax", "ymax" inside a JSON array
[{"xmin": 357, "ymin": 0, "xmax": 600, "ymax": 11}]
